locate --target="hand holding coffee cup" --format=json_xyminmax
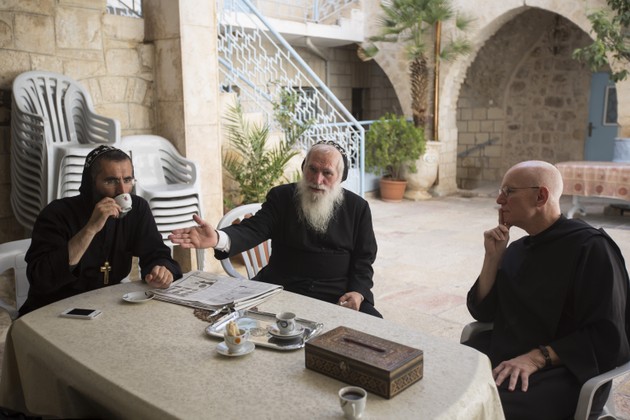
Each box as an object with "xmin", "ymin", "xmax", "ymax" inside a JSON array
[
  {"xmin": 223, "ymin": 321, "xmax": 249, "ymax": 354},
  {"xmin": 114, "ymin": 193, "xmax": 132, "ymax": 217},
  {"xmin": 275, "ymin": 311, "xmax": 297, "ymax": 334},
  {"xmin": 339, "ymin": 386, "xmax": 367, "ymax": 419}
]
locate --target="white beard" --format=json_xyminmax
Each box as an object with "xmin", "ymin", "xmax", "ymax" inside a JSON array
[{"xmin": 296, "ymin": 179, "xmax": 344, "ymax": 234}]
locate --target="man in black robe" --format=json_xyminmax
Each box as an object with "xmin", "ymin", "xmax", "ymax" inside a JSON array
[
  {"xmin": 465, "ymin": 160, "xmax": 630, "ymax": 419},
  {"xmin": 20, "ymin": 145, "xmax": 182, "ymax": 316},
  {"xmin": 170, "ymin": 141, "xmax": 381, "ymax": 317}
]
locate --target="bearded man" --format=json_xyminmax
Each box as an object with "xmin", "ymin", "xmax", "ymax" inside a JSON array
[
  {"xmin": 21, "ymin": 145, "xmax": 182, "ymax": 316},
  {"xmin": 169, "ymin": 141, "xmax": 381, "ymax": 317}
]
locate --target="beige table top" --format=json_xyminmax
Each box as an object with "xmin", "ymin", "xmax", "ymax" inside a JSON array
[{"xmin": 0, "ymin": 281, "xmax": 504, "ymax": 420}]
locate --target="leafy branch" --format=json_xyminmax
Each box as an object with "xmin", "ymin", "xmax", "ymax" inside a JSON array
[{"xmin": 573, "ymin": 0, "xmax": 630, "ymax": 82}]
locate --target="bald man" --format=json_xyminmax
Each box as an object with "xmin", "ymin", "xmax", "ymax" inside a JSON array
[
  {"xmin": 465, "ymin": 160, "xmax": 630, "ymax": 419},
  {"xmin": 170, "ymin": 141, "xmax": 381, "ymax": 317}
]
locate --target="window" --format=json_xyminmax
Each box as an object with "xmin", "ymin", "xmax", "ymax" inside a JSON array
[{"xmin": 603, "ymin": 85, "xmax": 618, "ymax": 126}]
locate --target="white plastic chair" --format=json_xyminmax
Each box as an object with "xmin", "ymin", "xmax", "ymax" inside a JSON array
[
  {"xmin": 55, "ymin": 149, "xmax": 94, "ymax": 198},
  {"xmin": 0, "ymin": 239, "xmax": 31, "ymax": 320},
  {"xmin": 121, "ymin": 135, "xmax": 200, "ymax": 199},
  {"xmin": 10, "ymin": 71, "xmax": 120, "ymax": 230},
  {"xmin": 121, "ymin": 135, "xmax": 205, "ymax": 270},
  {"xmin": 460, "ymin": 321, "xmax": 630, "ymax": 420},
  {"xmin": 216, "ymin": 203, "xmax": 271, "ymax": 279}
]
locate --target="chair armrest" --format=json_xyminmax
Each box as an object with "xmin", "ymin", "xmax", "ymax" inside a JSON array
[
  {"xmin": 573, "ymin": 360, "xmax": 630, "ymax": 420},
  {"xmin": 460, "ymin": 321, "xmax": 494, "ymax": 344}
]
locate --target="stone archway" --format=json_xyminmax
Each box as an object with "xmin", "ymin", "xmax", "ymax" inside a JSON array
[
  {"xmin": 438, "ymin": 0, "xmax": 629, "ymax": 193},
  {"xmin": 362, "ymin": 0, "xmax": 627, "ymax": 196},
  {"xmin": 454, "ymin": 8, "xmax": 593, "ymax": 189}
]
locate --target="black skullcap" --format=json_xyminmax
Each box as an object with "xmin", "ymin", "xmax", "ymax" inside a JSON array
[{"xmin": 84, "ymin": 145, "xmax": 124, "ymax": 168}]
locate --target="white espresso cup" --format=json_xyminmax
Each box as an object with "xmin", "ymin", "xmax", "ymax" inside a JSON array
[
  {"xmin": 223, "ymin": 329, "xmax": 250, "ymax": 354},
  {"xmin": 114, "ymin": 193, "xmax": 132, "ymax": 216},
  {"xmin": 275, "ymin": 311, "xmax": 296, "ymax": 334},
  {"xmin": 339, "ymin": 386, "xmax": 367, "ymax": 420}
]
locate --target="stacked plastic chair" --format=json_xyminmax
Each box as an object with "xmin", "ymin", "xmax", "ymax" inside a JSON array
[
  {"xmin": 11, "ymin": 72, "xmax": 204, "ymax": 269},
  {"xmin": 121, "ymin": 135, "xmax": 205, "ymax": 270},
  {"xmin": 10, "ymin": 71, "xmax": 121, "ymax": 230}
]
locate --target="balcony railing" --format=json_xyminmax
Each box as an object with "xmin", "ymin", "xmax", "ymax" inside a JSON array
[
  {"xmin": 248, "ymin": 0, "xmax": 359, "ymax": 24},
  {"xmin": 106, "ymin": 0, "xmax": 142, "ymax": 18}
]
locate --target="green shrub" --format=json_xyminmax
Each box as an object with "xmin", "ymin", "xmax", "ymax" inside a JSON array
[{"xmin": 365, "ymin": 114, "xmax": 425, "ymax": 180}]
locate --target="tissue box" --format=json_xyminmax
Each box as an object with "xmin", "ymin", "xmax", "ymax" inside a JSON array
[{"xmin": 305, "ymin": 326, "xmax": 423, "ymax": 399}]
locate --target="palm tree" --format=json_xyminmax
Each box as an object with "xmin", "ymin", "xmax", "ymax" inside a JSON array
[{"xmin": 361, "ymin": 0, "xmax": 472, "ymax": 139}]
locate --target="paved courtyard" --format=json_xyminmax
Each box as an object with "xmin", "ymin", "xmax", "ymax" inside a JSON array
[{"xmin": 0, "ymin": 189, "xmax": 629, "ymax": 417}]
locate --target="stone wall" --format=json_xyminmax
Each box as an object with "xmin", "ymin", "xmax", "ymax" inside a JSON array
[
  {"xmin": 326, "ymin": 45, "xmax": 400, "ymax": 121},
  {"xmin": 457, "ymin": 9, "xmax": 592, "ymax": 189},
  {"xmin": 0, "ymin": 1, "xmax": 153, "ymax": 242}
]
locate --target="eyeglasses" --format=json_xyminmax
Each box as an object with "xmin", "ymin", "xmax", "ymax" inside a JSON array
[
  {"xmin": 103, "ymin": 177, "xmax": 136, "ymax": 187},
  {"xmin": 498, "ymin": 186, "xmax": 539, "ymax": 198}
]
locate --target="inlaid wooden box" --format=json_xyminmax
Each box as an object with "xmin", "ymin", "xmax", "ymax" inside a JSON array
[{"xmin": 305, "ymin": 326, "xmax": 423, "ymax": 399}]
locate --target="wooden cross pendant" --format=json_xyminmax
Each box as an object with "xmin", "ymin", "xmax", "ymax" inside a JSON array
[{"xmin": 100, "ymin": 261, "xmax": 111, "ymax": 285}]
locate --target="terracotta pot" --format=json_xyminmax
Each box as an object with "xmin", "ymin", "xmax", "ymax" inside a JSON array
[{"xmin": 379, "ymin": 178, "xmax": 407, "ymax": 202}]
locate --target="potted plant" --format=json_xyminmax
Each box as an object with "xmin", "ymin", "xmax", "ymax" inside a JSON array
[
  {"xmin": 222, "ymin": 101, "xmax": 299, "ymax": 208},
  {"xmin": 365, "ymin": 113, "xmax": 425, "ymax": 202},
  {"xmin": 222, "ymin": 87, "xmax": 313, "ymax": 210}
]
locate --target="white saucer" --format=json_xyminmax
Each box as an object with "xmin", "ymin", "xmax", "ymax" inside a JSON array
[
  {"xmin": 122, "ymin": 291, "xmax": 154, "ymax": 303},
  {"xmin": 216, "ymin": 341, "xmax": 255, "ymax": 357},
  {"xmin": 268, "ymin": 325, "xmax": 305, "ymax": 339}
]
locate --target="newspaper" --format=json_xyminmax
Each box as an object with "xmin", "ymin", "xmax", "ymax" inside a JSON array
[{"xmin": 151, "ymin": 271, "xmax": 282, "ymax": 312}]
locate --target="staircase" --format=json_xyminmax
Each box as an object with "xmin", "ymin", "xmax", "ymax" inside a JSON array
[{"xmin": 217, "ymin": 0, "xmax": 365, "ymax": 195}]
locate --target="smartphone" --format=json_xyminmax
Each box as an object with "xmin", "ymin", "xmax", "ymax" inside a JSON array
[{"xmin": 60, "ymin": 308, "xmax": 102, "ymax": 320}]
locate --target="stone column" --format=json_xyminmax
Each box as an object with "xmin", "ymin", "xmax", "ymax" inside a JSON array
[{"xmin": 144, "ymin": 0, "xmax": 223, "ymax": 272}]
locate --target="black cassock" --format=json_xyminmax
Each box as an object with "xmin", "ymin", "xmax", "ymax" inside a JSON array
[
  {"xmin": 215, "ymin": 184, "xmax": 379, "ymax": 314},
  {"xmin": 466, "ymin": 216, "xmax": 630, "ymax": 419},
  {"xmin": 21, "ymin": 194, "xmax": 181, "ymax": 316}
]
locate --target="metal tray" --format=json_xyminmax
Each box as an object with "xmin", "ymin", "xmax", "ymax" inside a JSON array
[{"xmin": 206, "ymin": 309, "xmax": 324, "ymax": 351}]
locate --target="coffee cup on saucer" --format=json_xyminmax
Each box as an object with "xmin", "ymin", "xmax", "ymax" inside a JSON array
[
  {"xmin": 275, "ymin": 311, "xmax": 297, "ymax": 334},
  {"xmin": 223, "ymin": 328, "xmax": 250, "ymax": 354},
  {"xmin": 114, "ymin": 193, "xmax": 132, "ymax": 217},
  {"xmin": 339, "ymin": 386, "xmax": 367, "ymax": 419}
]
